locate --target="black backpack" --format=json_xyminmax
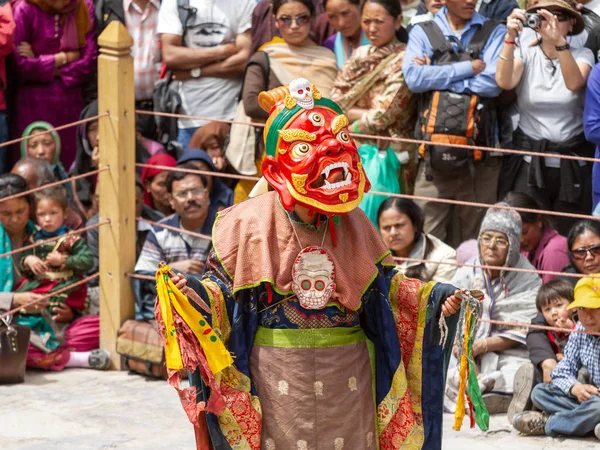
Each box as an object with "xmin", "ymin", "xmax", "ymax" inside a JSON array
[{"xmin": 415, "ymin": 20, "xmax": 501, "ymax": 181}]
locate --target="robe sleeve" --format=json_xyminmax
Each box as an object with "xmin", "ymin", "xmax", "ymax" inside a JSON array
[{"xmin": 360, "ymin": 268, "xmax": 459, "ymax": 450}]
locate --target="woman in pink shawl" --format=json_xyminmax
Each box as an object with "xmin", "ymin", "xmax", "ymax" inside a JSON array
[{"xmin": 13, "ymin": 0, "xmax": 98, "ymax": 169}]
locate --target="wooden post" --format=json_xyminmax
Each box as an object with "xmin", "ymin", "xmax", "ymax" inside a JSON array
[{"xmin": 97, "ymin": 22, "xmax": 136, "ymax": 369}]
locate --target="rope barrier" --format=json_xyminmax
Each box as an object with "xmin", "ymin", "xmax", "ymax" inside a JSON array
[
  {"xmin": 392, "ymin": 255, "xmax": 597, "ymax": 280},
  {"xmin": 136, "ymin": 217, "xmax": 211, "ymax": 240},
  {"xmin": 0, "ymin": 167, "xmax": 109, "ymax": 204},
  {"xmin": 135, "ymin": 163, "xmax": 260, "ymax": 182},
  {"xmin": 133, "ymin": 162, "xmax": 599, "ymax": 223},
  {"xmin": 0, "ymin": 273, "xmax": 100, "ymax": 320},
  {"xmin": 136, "ymin": 110, "xmax": 600, "ymax": 164},
  {"xmin": 371, "ymin": 190, "xmax": 599, "ymax": 222},
  {"xmin": 0, "ymin": 114, "xmax": 110, "ymax": 150},
  {"xmin": 479, "ymin": 318, "xmax": 600, "ymax": 337},
  {"xmin": 126, "ymin": 272, "xmax": 155, "ymax": 281},
  {"xmin": 125, "ymin": 266, "xmax": 600, "ymax": 337},
  {"xmin": 0, "ymin": 220, "xmax": 110, "ymax": 260}
]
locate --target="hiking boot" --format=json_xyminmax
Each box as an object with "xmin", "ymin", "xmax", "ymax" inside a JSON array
[
  {"xmin": 507, "ymin": 362, "xmax": 534, "ymax": 424},
  {"xmin": 89, "ymin": 349, "xmax": 111, "ymax": 370},
  {"xmin": 512, "ymin": 411, "xmax": 547, "ymax": 435},
  {"xmin": 483, "ymin": 392, "xmax": 512, "ymax": 415},
  {"xmin": 594, "ymin": 423, "xmax": 600, "ymax": 440}
]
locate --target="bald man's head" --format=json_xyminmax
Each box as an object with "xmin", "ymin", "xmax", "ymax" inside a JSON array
[{"xmin": 11, "ymin": 157, "xmax": 55, "ymax": 189}]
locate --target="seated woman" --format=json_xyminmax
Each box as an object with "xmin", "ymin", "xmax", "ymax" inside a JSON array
[
  {"xmin": 140, "ymin": 154, "xmax": 177, "ymax": 217},
  {"xmin": 331, "ymin": 0, "xmax": 416, "ymax": 197},
  {"xmin": 0, "ymin": 174, "xmax": 108, "ymax": 371},
  {"xmin": 19, "ymin": 124, "xmax": 86, "ymax": 229},
  {"xmin": 323, "ymin": 0, "xmax": 369, "ymax": 68},
  {"xmin": 446, "ymin": 204, "xmax": 541, "ymax": 414},
  {"xmin": 177, "ymin": 149, "xmax": 234, "ymax": 211},
  {"xmin": 496, "ymin": 3, "xmax": 594, "ymax": 236},
  {"xmin": 377, "ymin": 197, "xmax": 456, "ymax": 282},
  {"xmin": 558, "ymin": 219, "xmax": 600, "ymax": 286},
  {"xmin": 503, "ymin": 191, "xmax": 569, "ymax": 283}
]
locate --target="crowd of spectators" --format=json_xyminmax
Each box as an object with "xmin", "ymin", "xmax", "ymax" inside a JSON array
[{"xmin": 0, "ymin": 0, "xmax": 599, "ymax": 441}]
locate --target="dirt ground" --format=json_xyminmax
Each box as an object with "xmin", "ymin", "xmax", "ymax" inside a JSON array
[{"xmin": 0, "ymin": 369, "xmax": 598, "ymax": 449}]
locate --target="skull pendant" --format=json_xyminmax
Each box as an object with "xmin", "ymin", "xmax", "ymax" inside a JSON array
[{"xmin": 291, "ymin": 246, "xmax": 336, "ymax": 310}]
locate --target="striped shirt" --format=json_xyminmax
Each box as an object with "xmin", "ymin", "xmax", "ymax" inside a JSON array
[
  {"xmin": 552, "ymin": 322, "xmax": 600, "ymax": 394},
  {"xmin": 134, "ymin": 213, "xmax": 213, "ymax": 272},
  {"xmin": 125, "ymin": 0, "xmax": 161, "ymax": 100}
]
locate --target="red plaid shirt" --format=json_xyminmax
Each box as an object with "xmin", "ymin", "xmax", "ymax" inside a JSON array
[{"xmin": 125, "ymin": 0, "xmax": 161, "ymax": 101}]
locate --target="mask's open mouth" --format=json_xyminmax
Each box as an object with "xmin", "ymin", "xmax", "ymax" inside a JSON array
[{"xmin": 310, "ymin": 161, "xmax": 351, "ymax": 190}]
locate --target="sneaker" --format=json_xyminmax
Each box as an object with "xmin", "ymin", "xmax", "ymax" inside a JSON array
[
  {"xmin": 594, "ymin": 423, "xmax": 600, "ymax": 440},
  {"xmin": 512, "ymin": 411, "xmax": 547, "ymax": 436},
  {"xmin": 483, "ymin": 392, "xmax": 512, "ymax": 415},
  {"xmin": 507, "ymin": 362, "xmax": 535, "ymax": 424},
  {"xmin": 478, "ymin": 374, "xmax": 496, "ymax": 394},
  {"xmin": 89, "ymin": 349, "xmax": 111, "ymax": 370}
]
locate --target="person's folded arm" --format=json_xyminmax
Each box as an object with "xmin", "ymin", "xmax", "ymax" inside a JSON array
[
  {"xmin": 451, "ymin": 24, "xmax": 507, "ymax": 97},
  {"xmin": 161, "ymin": 34, "xmax": 236, "ymax": 70},
  {"xmin": 402, "ymin": 25, "xmax": 474, "ymax": 93},
  {"xmin": 12, "ymin": 5, "xmax": 55, "ymax": 83},
  {"xmin": 201, "ymin": 31, "xmax": 252, "ymax": 78}
]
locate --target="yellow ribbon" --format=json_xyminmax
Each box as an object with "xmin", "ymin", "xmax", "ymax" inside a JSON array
[{"xmin": 156, "ymin": 265, "xmax": 234, "ymax": 375}]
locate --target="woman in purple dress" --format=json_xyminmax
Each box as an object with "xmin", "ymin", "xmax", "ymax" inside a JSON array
[{"xmin": 13, "ymin": 0, "xmax": 97, "ymax": 169}]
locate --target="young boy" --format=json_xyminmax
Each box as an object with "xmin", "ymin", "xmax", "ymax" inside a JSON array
[
  {"xmin": 15, "ymin": 185, "xmax": 93, "ymax": 351},
  {"xmin": 513, "ymin": 276, "xmax": 600, "ymax": 440},
  {"xmin": 508, "ymin": 280, "xmax": 575, "ymax": 422}
]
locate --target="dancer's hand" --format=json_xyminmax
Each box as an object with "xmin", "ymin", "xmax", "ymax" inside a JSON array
[
  {"xmin": 170, "ymin": 273, "xmax": 188, "ymax": 291},
  {"xmin": 442, "ymin": 289, "xmax": 462, "ymax": 317}
]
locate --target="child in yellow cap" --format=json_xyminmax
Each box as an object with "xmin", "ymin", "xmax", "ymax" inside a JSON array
[{"xmin": 512, "ymin": 275, "xmax": 600, "ymax": 440}]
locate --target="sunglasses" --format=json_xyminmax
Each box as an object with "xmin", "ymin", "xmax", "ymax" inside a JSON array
[
  {"xmin": 276, "ymin": 14, "xmax": 311, "ymax": 28},
  {"xmin": 571, "ymin": 244, "xmax": 600, "ymax": 261}
]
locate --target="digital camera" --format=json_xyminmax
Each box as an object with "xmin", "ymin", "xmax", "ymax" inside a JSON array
[{"xmin": 524, "ymin": 13, "xmax": 542, "ymax": 29}]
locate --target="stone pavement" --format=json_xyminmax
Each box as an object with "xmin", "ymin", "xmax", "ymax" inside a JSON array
[{"xmin": 0, "ymin": 369, "xmax": 598, "ymax": 450}]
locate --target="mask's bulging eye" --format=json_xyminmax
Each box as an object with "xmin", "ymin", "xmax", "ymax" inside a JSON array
[
  {"xmin": 309, "ymin": 113, "xmax": 324, "ymax": 127},
  {"xmin": 291, "ymin": 142, "xmax": 312, "ymax": 159},
  {"xmin": 337, "ymin": 130, "xmax": 350, "ymax": 143}
]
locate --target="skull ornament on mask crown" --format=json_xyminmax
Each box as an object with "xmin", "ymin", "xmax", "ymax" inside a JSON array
[{"xmin": 258, "ymin": 80, "xmax": 371, "ymax": 216}]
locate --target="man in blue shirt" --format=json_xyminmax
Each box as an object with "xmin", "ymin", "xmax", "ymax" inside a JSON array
[{"xmin": 403, "ymin": 0, "xmax": 506, "ymax": 245}]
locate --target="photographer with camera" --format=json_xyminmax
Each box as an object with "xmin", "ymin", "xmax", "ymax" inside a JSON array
[{"xmin": 496, "ymin": 1, "xmax": 595, "ymax": 236}]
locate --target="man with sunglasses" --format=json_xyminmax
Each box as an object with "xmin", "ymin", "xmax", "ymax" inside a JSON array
[{"xmin": 157, "ymin": 0, "xmax": 255, "ymax": 151}]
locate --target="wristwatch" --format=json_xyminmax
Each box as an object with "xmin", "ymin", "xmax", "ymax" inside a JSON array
[{"xmin": 191, "ymin": 68, "xmax": 202, "ymax": 79}]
